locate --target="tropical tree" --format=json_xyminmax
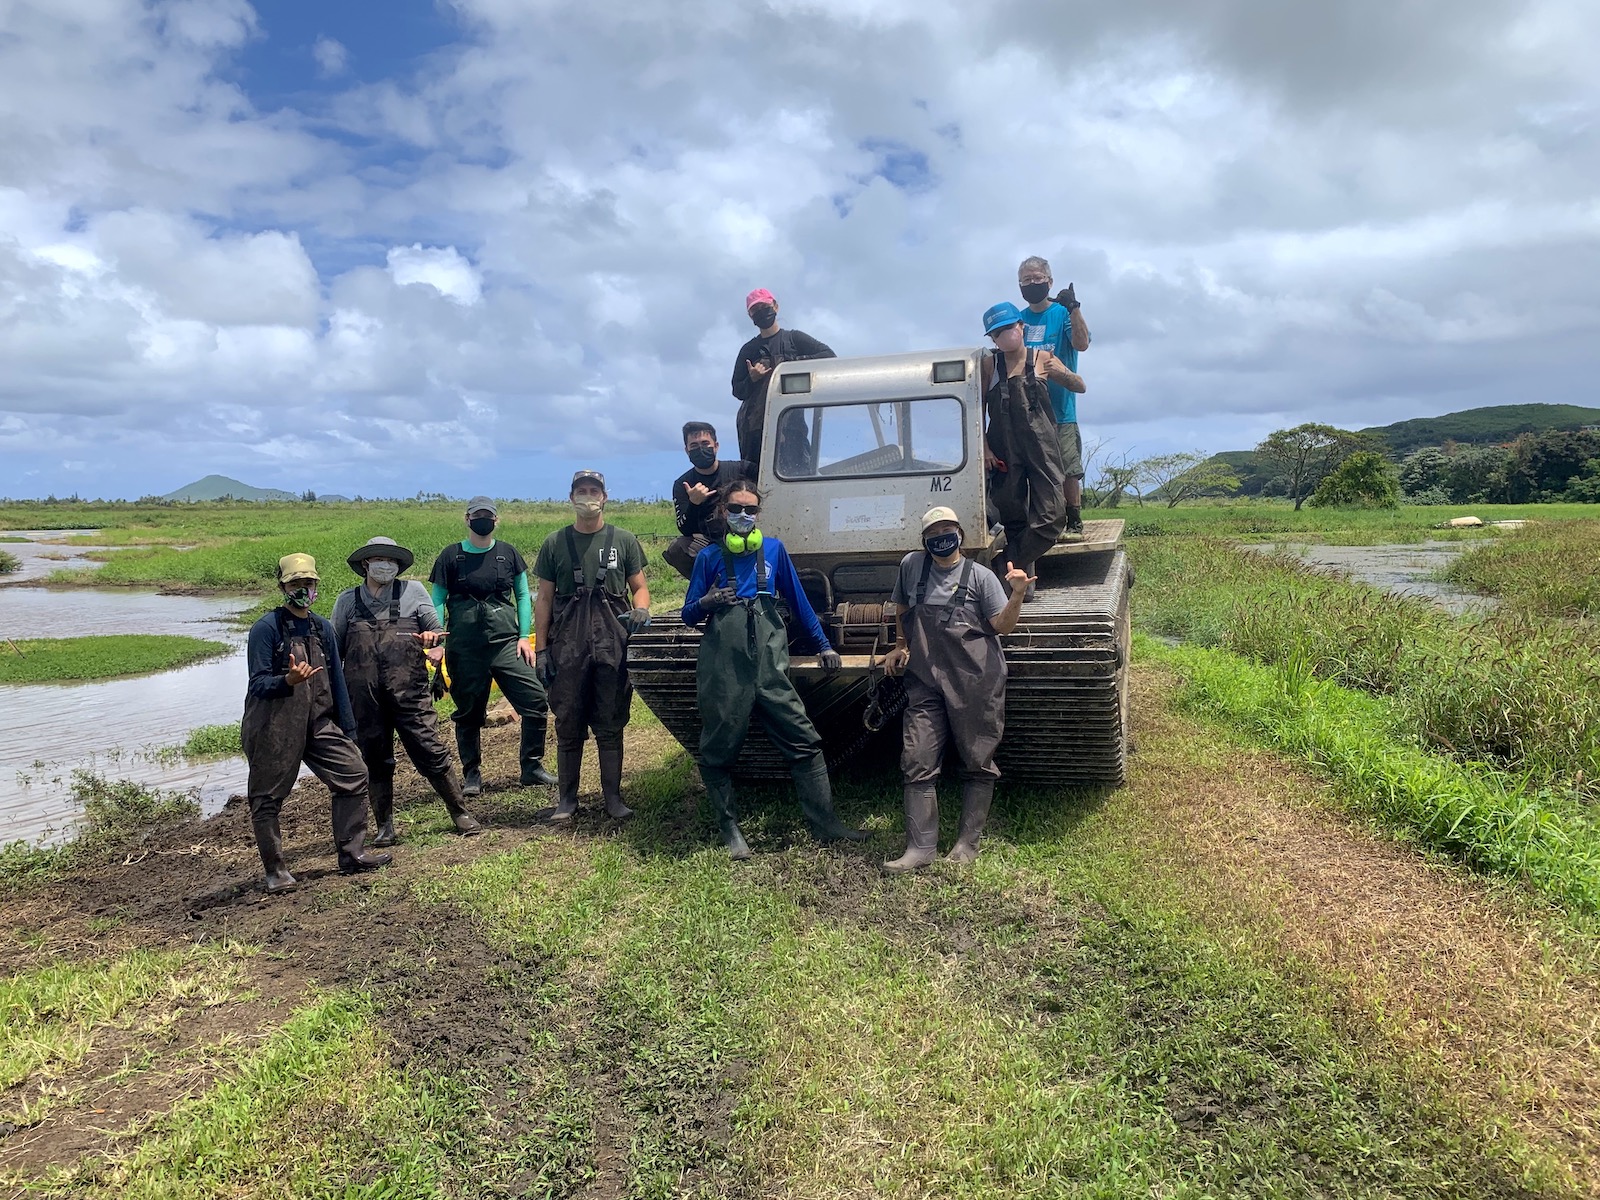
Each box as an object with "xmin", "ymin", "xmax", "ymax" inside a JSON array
[
  {"xmin": 1137, "ymin": 452, "xmax": 1241, "ymax": 508},
  {"xmin": 1254, "ymin": 423, "xmax": 1370, "ymax": 510},
  {"xmin": 1307, "ymin": 451, "xmax": 1400, "ymax": 508}
]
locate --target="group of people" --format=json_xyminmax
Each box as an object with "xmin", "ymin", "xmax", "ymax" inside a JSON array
[{"xmin": 240, "ymin": 258, "xmax": 1092, "ymax": 888}]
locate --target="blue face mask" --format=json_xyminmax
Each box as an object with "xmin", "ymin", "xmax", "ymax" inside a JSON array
[
  {"xmin": 727, "ymin": 512, "xmax": 758, "ymax": 536},
  {"xmin": 924, "ymin": 531, "xmax": 961, "ymax": 558}
]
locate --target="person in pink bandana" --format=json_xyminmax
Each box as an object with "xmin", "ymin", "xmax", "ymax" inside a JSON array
[{"xmin": 729, "ymin": 287, "xmax": 836, "ymax": 473}]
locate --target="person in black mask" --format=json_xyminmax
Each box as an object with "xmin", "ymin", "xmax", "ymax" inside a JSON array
[
  {"xmin": 730, "ymin": 288, "xmax": 835, "ymax": 473},
  {"xmin": 665, "ymin": 421, "xmax": 755, "ymax": 579},
  {"xmin": 1017, "ymin": 256, "xmax": 1093, "ymax": 534},
  {"xmin": 882, "ymin": 508, "xmax": 1030, "ymax": 872}
]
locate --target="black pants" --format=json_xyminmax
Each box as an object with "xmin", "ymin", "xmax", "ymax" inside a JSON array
[{"xmin": 664, "ymin": 534, "xmax": 711, "ymax": 580}]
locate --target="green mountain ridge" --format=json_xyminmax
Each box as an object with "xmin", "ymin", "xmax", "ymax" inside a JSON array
[{"xmin": 162, "ymin": 475, "xmax": 352, "ymax": 503}]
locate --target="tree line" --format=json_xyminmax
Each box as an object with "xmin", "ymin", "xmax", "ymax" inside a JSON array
[{"xmin": 1084, "ymin": 425, "xmax": 1600, "ymax": 509}]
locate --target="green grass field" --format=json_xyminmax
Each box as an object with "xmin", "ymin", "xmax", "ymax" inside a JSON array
[
  {"xmin": 0, "ymin": 635, "xmax": 232, "ymax": 684},
  {"xmin": 6, "ymin": 499, "xmax": 1600, "ymax": 1194}
]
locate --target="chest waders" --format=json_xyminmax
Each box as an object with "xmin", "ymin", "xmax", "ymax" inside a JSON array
[
  {"xmin": 986, "ymin": 349, "xmax": 1067, "ymax": 580},
  {"xmin": 240, "ymin": 611, "xmax": 386, "ymax": 891},
  {"xmin": 344, "ymin": 584, "xmax": 479, "ymax": 844},
  {"xmin": 885, "ymin": 556, "xmax": 1008, "ymax": 872},
  {"xmin": 440, "ymin": 546, "xmax": 552, "ymax": 793},
  {"xmin": 696, "ymin": 545, "xmax": 864, "ymax": 858},
  {"xmin": 547, "ymin": 526, "xmax": 635, "ymax": 820}
]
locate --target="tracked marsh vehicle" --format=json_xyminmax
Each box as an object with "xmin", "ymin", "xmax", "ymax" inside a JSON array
[{"xmin": 629, "ymin": 349, "xmax": 1131, "ymax": 786}]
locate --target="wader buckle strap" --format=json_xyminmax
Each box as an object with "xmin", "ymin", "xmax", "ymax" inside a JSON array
[{"xmin": 563, "ymin": 524, "xmax": 617, "ymax": 594}]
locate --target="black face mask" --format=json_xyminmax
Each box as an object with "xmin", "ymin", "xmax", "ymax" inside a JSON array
[
  {"xmin": 688, "ymin": 445, "xmax": 717, "ymax": 470},
  {"xmin": 748, "ymin": 304, "xmax": 776, "ymax": 329},
  {"xmin": 924, "ymin": 531, "xmax": 961, "ymax": 559},
  {"xmin": 468, "ymin": 516, "xmax": 495, "ymax": 537},
  {"xmin": 1020, "ymin": 282, "xmax": 1051, "ymax": 304}
]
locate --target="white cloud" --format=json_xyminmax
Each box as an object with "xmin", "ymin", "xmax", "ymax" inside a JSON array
[
  {"xmin": 0, "ymin": 0, "xmax": 1597, "ymax": 498},
  {"xmin": 311, "ymin": 34, "xmax": 347, "ymax": 76}
]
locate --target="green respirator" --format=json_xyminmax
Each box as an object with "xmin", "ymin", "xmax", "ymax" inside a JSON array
[{"xmin": 723, "ymin": 528, "xmax": 764, "ymax": 556}]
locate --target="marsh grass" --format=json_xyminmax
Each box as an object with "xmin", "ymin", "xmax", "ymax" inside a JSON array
[
  {"xmin": 0, "ymin": 773, "xmax": 199, "ymax": 890},
  {"xmin": 1132, "ymin": 537, "xmax": 1600, "ymax": 799},
  {"xmin": 0, "ymin": 635, "xmax": 231, "ymax": 684},
  {"xmin": 179, "ymin": 723, "xmax": 241, "ymax": 758},
  {"xmin": 1446, "ymin": 521, "xmax": 1600, "ymax": 617},
  {"xmin": 1143, "ymin": 635, "xmax": 1600, "ymax": 915},
  {"xmin": 0, "ymin": 548, "xmax": 18, "ymax": 573}
]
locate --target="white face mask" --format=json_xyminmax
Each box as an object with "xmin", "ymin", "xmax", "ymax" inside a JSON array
[{"xmin": 366, "ymin": 560, "xmax": 400, "ymax": 584}]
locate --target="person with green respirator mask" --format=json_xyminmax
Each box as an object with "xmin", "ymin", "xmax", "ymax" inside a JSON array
[
  {"xmin": 680, "ymin": 481, "xmax": 864, "ymax": 859},
  {"xmin": 427, "ymin": 498, "xmax": 557, "ymax": 796}
]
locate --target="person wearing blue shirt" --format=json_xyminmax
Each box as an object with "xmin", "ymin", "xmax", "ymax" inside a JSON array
[
  {"xmin": 241, "ymin": 552, "xmax": 391, "ymax": 893},
  {"xmin": 682, "ymin": 481, "xmax": 865, "ymax": 858},
  {"xmin": 1017, "ymin": 255, "xmax": 1093, "ymax": 534}
]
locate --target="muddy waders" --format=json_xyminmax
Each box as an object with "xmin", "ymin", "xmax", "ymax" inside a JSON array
[
  {"xmin": 547, "ymin": 527, "xmax": 634, "ymax": 821},
  {"xmin": 342, "ymin": 583, "xmax": 480, "ymax": 843},
  {"xmin": 696, "ymin": 547, "xmax": 864, "ymax": 857},
  {"xmin": 987, "ymin": 349, "xmax": 1067, "ymax": 581},
  {"xmin": 444, "ymin": 593, "xmax": 554, "ymax": 794},
  {"xmin": 241, "ymin": 611, "xmax": 392, "ymax": 891},
  {"xmin": 884, "ymin": 555, "xmax": 1007, "ymax": 871}
]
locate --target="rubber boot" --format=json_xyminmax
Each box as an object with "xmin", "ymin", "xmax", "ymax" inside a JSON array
[
  {"xmin": 944, "ymin": 778, "xmax": 995, "ymax": 865},
  {"xmin": 520, "ymin": 717, "xmax": 557, "ymax": 787},
  {"xmin": 704, "ymin": 770, "xmax": 751, "ymax": 860},
  {"xmin": 551, "ymin": 747, "xmax": 582, "ymax": 820},
  {"xmin": 456, "ymin": 724, "xmax": 483, "ymax": 796},
  {"xmin": 252, "ymin": 813, "xmax": 297, "ymax": 894},
  {"xmin": 793, "ymin": 758, "xmax": 866, "ymax": 842},
  {"xmin": 428, "ymin": 770, "xmax": 481, "ymax": 835},
  {"xmin": 338, "ymin": 828, "xmax": 393, "ymax": 875},
  {"xmin": 883, "ymin": 782, "xmax": 939, "ymax": 873},
  {"xmin": 598, "ymin": 744, "xmax": 633, "ymax": 820},
  {"xmin": 1065, "ymin": 506, "xmax": 1084, "ymax": 536},
  {"xmin": 369, "ymin": 769, "xmax": 397, "ymax": 847}
]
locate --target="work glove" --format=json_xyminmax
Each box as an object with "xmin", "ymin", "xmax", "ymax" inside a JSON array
[
  {"xmin": 700, "ymin": 586, "xmax": 740, "ymax": 612},
  {"xmin": 1054, "ymin": 282, "xmax": 1079, "ymax": 312},
  {"xmin": 430, "ymin": 667, "xmax": 447, "ymax": 701},
  {"xmin": 624, "ymin": 606, "xmax": 652, "ymax": 635},
  {"xmin": 819, "ymin": 648, "xmax": 842, "ymax": 676},
  {"xmin": 536, "ymin": 649, "xmax": 557, "ymax": 688}
]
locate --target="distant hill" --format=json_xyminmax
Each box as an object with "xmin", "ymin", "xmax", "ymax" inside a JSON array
[
  {"xmin": 1362, "ymin": 404, "xmax": 1600, "ymax": 456},
  {"xmin": 163, "ymin": 475, "xmax": 299, "ymax": 502}
]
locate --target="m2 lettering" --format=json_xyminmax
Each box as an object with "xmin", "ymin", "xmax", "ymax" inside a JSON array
[{"xmin": 928, "ymin": 476, "xmax": 952, "ymax": 493}]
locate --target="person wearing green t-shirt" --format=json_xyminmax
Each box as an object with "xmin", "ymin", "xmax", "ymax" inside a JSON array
[
  {"xmin": 533, "ymin": 470, "xmax": 651, "ymax": 821},
  {"xmin": 427, "ymin": 497, "xmax": 556, "ymax": 795}
]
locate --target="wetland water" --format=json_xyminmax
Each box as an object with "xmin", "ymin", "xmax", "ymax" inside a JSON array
[
  {"xmin": 1242, "ymin": 541, "xmax": 1494, "ymax": 615},
  {"xmin": 1, "ymin": 532, "xmax": 263, "ymax": 845}
]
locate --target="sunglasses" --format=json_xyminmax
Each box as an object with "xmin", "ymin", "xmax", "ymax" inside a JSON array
[{"xmin": 725, "ymin": 504, "xmax": 760, "ymax": 516}]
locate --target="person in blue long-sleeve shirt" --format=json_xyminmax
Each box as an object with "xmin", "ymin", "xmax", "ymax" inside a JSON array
[
  {"xmin": 240, "ymin": 552, "xmax": 390, "ymax": 894},
  {"xmin": 681, "ymin": 481, "xmax": 865, "ymax": 859}
]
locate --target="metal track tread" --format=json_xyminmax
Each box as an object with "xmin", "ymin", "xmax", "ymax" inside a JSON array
[{"xmin": 630, "ymin": 549, "xmax": 1131, "ymax": 787}]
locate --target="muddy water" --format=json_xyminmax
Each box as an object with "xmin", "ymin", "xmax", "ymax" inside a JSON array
[
  {"xmin": 1242, "ymin": 541, "xmax": 1495, "ymax": 616},
  {"xmin": 1, "ymin": 529, "xmax": 111, "ymax": 584},
  {"xmin": 0, "ymin": 538, "xmax": 269, "ymax": 844}
]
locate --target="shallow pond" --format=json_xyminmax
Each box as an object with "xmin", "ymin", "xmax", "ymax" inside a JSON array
[
  {"xmin": 0, "ymin": 538, "xmax": 270, "ymax": 845},
  {"xmin": 1, "ymin": 529, "xmax": 112, "ymax": 584},
  {"xmin": 1242, "ymin": 541, "xmax": 1495, "ymax": 616}
]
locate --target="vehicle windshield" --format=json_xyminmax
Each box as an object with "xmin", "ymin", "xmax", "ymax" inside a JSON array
[{"xmin": 774, "ymin": 396, "xmax": 966, "ymax": 479}]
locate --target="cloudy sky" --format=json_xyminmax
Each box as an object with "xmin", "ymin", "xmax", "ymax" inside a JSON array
[{"xmin": 2, "ymin": 0, "xmax": 1597, "ymax": 500}]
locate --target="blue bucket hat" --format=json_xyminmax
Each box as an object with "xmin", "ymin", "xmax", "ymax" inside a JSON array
[{"xmin": 983, "ymin": 301, "xmax": 1023, "ymax": 336}]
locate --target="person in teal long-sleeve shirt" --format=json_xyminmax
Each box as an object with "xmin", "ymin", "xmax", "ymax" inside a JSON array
[{"xmin": 426, "ymin": 497, "xmax": 556, "ymax": 795}]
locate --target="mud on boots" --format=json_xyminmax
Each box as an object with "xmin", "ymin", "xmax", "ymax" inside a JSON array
[
  {"xmin": 532, "ymin": 471, "xmax": 651, "ymax": 822},
  {"xmin": 981, "ymin": 302, "xmax": 1081, "ymax": 587},
  {"xmin": 881, "ymin": 508, "xmax": 1030, "ymax": 871},
  {"xmin": 679, "ymin": 482, "xmax": 862, "ymax": 856},
  {"xmin": 427, "ymin": 497, "xmax": 557, "ymax": 794},
  {"xmin": 241, "ymin": 553, "xmax": 392, "ymax": 892},
  {"xmin": 332, "ymin": 536, "xmax": 483, "ymax": 845}
]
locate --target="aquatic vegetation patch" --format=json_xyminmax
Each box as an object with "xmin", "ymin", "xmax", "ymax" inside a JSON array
[
  {"xmin": 179, "ymin": 722, "xmax": 242, "ymax": 758},
  {"xmin": 0, "ymin": 772, "xmax": 198, "ymax": 889},
  {"xmin": 0, "ymin": 549, "xmax": 19, "ymax": 573},
  {"xmin": 1446, "ymin": 520, "xmax": 1600, "ymax": 617},
  {"xmin": 0, "ymin": 634, "xmax": 231, "ymax": 683}
]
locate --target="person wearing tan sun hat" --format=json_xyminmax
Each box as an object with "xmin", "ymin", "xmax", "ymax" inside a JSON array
[
  {"xmin": 881, "ymin": 507, "xmax": 1031, "ymax": 873},
  {"xmin": 241, "ymin": 552, "xmax": 391, "ymax": 894},
  {"xmin": 729, "ymin": 287, "xmax": 836, "ymax": 473}
]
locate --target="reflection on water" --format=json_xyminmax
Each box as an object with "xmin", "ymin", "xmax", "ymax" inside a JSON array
[
  {"xmin": 0, "ymin": 574, "xmax": 273, "ymax": 846},
  {"xmin": 1242, "ymin": 541, "xmax": 1495, "ymax": 616}
]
